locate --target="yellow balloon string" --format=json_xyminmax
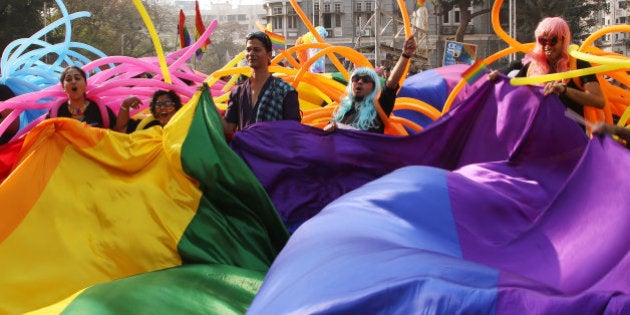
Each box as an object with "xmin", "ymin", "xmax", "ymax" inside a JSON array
[{"xmin": 131, "ymin": 0, "xmax": 172, "ymax": 84}]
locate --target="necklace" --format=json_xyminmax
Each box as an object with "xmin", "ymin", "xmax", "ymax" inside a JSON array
[{"xmin": 68, "ymin": 102, "xmax": 89, "ymax": 118}]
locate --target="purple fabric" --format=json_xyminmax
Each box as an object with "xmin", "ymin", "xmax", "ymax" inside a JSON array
[
  {"xmin": 236, "ymin": 74, "xmax": 630, "ymax": 313},
  {"xmin": 230, "ymin": 77, "xmax": 586, "ymax": 227}
]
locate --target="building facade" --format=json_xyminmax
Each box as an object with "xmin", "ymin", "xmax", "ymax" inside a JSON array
[
  {"xmin": 595, "ymin": 0, "xmax": 630, "ymax": 55},
  {"xmin": 262, "ymin": 0, "xmax": 510, "ymax": 71}
]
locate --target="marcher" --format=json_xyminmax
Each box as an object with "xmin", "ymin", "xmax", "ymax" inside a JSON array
[
  {"xmin": 48, "ymin": 66, "xmax": 117, "ymax": 129},
  {"xmin": 324, "ymin": 36, "xmax": 418, "ymax": 133},
  {"xmin": 114, "ymin": 90, "xmax": 183, "ymax": 133},
  {"xmin": 222, "ymin": 31, "xmax": 301, "ymax": 134}
]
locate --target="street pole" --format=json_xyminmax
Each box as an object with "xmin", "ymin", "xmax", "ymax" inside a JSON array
[
  {"xmin": 121, "ymin": 34, "xmax": 125, "ymax": 56},
  {"xmin": 374, "ymin": 0, "xmax": 381, "ymax": 66}
]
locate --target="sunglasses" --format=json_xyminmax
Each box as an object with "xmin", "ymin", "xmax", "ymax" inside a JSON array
[
  {"xmin": 537, "ymin": 36, "xmax": 560, "ymax": 47},
  {"xmin": 351, "ymin": 74, "xmax": 374, "ymax": 84},
  {"xmin": 155, "ymin": 101, "xmax": 176, "ymax": 107}
]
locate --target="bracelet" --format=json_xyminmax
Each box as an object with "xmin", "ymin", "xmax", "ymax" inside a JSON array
[{"xmin": 402, "ymin": 53, "xmax": 411, "ymax": 59}]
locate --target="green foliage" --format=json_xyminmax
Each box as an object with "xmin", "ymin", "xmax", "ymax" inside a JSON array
[
  {"xmin": 0, "ymin": 0, "xmax": 180, "ymax": 60},
  {"xmin": 515, "ymin": 0, "xmax": 607, "ymax": 43},
  {"xmin": 195, "ymin": 21, "xmax": 248, "ymax": 75},
  {"xmin": 0, "ymin": 0, "xmax": 55, "ymax": 54}
]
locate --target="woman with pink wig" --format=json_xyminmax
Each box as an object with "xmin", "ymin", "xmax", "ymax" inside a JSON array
[{"xmin": 515, "ymin": 17, "xmax": 604, "ymax": 120}]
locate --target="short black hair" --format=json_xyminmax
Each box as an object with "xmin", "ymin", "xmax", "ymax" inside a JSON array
[{"xmin": 246, "ymin": 31, "xmax": 272, "ymax": 52}]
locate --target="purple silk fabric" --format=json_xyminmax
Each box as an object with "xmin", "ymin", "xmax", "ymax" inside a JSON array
[
  {"xmin": 230, "ymin": 77, "xmax": 587, "ymax": 227},
  {"xmin": 234, "ymin": 75, "xmax": 630, "ymax": 313}
]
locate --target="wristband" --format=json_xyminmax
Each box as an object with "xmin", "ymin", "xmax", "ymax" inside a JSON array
[{"xmin": 402, "ymin": 53, "xmax": 411, "ymax": 59}]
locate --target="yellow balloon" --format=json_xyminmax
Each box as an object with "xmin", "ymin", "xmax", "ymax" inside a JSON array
[{"xmin": 131, "ymin": 0, "xmax": 171, "ymax": 84}]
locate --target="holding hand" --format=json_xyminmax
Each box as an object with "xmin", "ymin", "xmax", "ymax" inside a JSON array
[{"xmin": 120, "ymin": 96, "xmax": 142, "ymax": 112}]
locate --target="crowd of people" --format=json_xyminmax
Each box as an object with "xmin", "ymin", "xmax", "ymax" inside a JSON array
[{"xmin": 0, "ymin": 20, "xmax": 628, "ymax": 148}]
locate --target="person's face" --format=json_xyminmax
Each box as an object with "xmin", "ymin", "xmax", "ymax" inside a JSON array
[
  {"xmin": 351, "ymin": 74, "xmax": 375, "ymax": 98},
  {"xmin": 153, "ymin": 94, "xmax": 177, "ymax": 126},
  {"xmin": 62, "ymin": 68, "xmax": 87, "ymax": 99},
  {"xmin": 538, "ymin": 34, "xmax": 563, "ymax": 64},
  {"xmin": 245, "ymin": 38, "xmax": 271, "ymax": 70}
]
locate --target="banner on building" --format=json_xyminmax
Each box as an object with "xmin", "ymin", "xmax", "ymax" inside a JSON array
[{"xmin": 443, "ymin": 40, "xmax": 478, "ymax": 66}]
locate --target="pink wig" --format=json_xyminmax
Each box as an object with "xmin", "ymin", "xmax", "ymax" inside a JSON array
[{"xmin": 527, "ymin": 17, "xmax": 572, "ymax": 79}]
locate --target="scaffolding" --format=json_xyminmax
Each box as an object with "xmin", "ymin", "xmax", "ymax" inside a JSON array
[{"xmin": 351, "ymin": 0, "xmax": 430, "ymax": 71}]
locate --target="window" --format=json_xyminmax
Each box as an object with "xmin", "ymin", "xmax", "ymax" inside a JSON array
[
  {"xmin": 356, "ymin": 2, "xmax": 362, "ymax": 12},
  {"xmin": 366, "ymin": 1, "xmax": 372, "ymax": 12},
  {"xmin": 273, "ymin": 16, "xmax": 283, "ymax": 29},
  {"xmin": 324, "ymin": 14, "xmax": 332, "ymax": 28},
  {"xmin": 272, "ymin": 7, "xmax": 282, "ymax": 15},
  {"xmin": 334, "ymin": 3, "xmax": 342, "ymax": 13},
  {"xmin": 288, "ymin": 15, "xmax": 298, "ymax": 29},
  {"xmin": 324, "ymin": 3, "xmax": 330, "ymax": 13},
  {"xmin": 335, "ymin": 16, "xmax": 341, "ymax": 27},
  {"xmin": 314, "ymin": 3, "xmax": 319, "ymax": 13}
]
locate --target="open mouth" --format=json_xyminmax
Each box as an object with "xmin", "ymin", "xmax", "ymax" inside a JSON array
[{"xmin": 156, "ymin": 106, "xmax": 175, "ymax": 119}]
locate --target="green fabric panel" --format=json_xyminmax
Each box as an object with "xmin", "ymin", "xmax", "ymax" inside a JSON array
[
  {"xmin": 62, "ymin": 264, "xmax": 265, "ymax": 315},
  {"xmin": 178, "ymin": 86, "xmax": 289, "ymax": 271}
]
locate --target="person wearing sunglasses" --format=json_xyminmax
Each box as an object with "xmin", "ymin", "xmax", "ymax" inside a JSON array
[
  {"xmin": 512, "ymin": 17, "xmax": 604, "ymax": 124},
  {"xmin": 222, "ymin": 31, "xmax": 301, "ymax": 135},
  {"xmin": 324, "ymin": 36, "xmax": 418, "ymax": 133},
  {"xmin": 114, "ymin": 90, "xmax": 183, "ymax": 133}
]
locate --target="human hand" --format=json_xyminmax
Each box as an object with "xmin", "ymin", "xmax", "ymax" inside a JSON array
[
  {"xmin": 591, "ymin": 121, "xmax": 611, "ymax": 136},
  {"xmin": 121, "ymin": 96, "xmax": 142, "ymax": 111},
  {"xmin": 543, "ymin": 81, "xmax": 567, "ymax": 97},
  {"xmin": 488, "ymin": 70, "xmax": 500, "ymax": 82},
  {"xmin": 403, "ymin": 36, "xmax": 417, "ymax": 56},
  {"xmin": 323, "ymin": 121, "xmax": 337, "ymax": 133}
]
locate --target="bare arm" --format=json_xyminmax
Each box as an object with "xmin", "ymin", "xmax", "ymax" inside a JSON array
[
  {"xmin": 592, "ymin": 121, "xmax": 630, "ymax": 143},
  {"xmin": 114, "ymin": 96, "xmax": 141, "ymax": 133},
  {"xmin": 545, "ymin": 81, "xmax": 605, "ymax": 109},
  {"xmin": 385, "ymin": 36, "xmax": 417, "ymax": 90}
]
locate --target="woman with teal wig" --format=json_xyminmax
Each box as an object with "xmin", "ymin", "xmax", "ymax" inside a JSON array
[{"xmin": 325, "ymin": 36, "xmax": 418, "ymax": 133}]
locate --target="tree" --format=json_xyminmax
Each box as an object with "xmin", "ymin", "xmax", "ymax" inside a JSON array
[
  {"xmin": 0, "ymin": 0, "xmax": 55, "ymax": 56},
  {"xmin": 58, "ymin": 0, "xmax": 179, "ymax": 58},
  {"xmin": 515, "ymin": 0, "xmax": 606, "ymax": 44},
  {"xmin": 196, "ymin": 21, "xmax": 248, "ymax": 75},
  {"xmin": 433, "ymin": 0, "xmax": 490, "ymax": 42},
  {"xmin": 1, "ymin": 0, "xmax": 180, "ymax": 61}
]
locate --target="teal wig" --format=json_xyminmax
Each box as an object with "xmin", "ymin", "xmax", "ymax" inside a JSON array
[{"xmin": 332, "ymin": 67, "xmax": 382, "ymax": 131}]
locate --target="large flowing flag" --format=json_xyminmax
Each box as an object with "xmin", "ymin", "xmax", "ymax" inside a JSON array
[
  {"xmin": 178, "ymin": 9, "xmax": 191, "ymax": 49},
  {"xmin": 0, "ymin": 85, "xmax": 288, "ymax": 313},
  {"xmin": 195, "ymin": 0, "xmax": 211, "ymax": 59},
  {"xmin": 233, "ymin": 77, "xmax": 630, "ymax": 313}
]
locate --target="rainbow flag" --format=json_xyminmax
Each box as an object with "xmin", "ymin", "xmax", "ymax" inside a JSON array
[
  {"xmin": 417, "ymin": 0, "xmax": 426, "ymax": 7},
  {"xmin": 0, "ymin": 86, "xmax": 288, "ymax": 313},
  {"xmin": 195, "ymin": 0, "xmax": 211, "ymax": 59},
  {"xmin": 177, "ymin": 9, "xmax": 191, "ymax": 50},
  {"xmin": 461, "ymin": 59, "xmax": 487, "ymax": 85},
  {"xmin": 265, "ymin": 30, "xmax": 286, "ymax": 51}
]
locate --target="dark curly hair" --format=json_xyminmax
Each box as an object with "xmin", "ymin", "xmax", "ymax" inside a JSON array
[{"xmin": 150, "ymin": 90, "xmax": 182, "ymax": 117}]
